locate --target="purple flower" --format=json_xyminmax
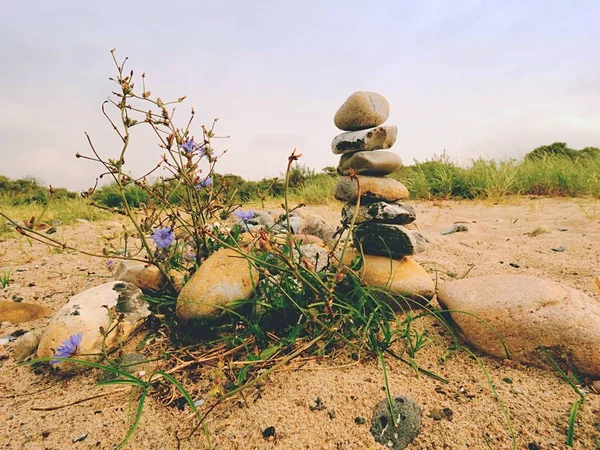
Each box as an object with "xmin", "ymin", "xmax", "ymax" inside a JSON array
[
  {"xmin": 197, "ymin": 145, "xmax": 207, "ymax": 158},
  {"xmin": 181, "ymin": 138, "xmax": 196, "ymax": 153},
  {"xmin": 51, "ymin": 333, "xmax": 83, "ymax": 364},
  {"xmin": 151, "ymin": 226, "xmax": 175, "ymax": 248},
  {"xmin": 197, "ymin": 176, "xmax": 212, "ymax": 189},
  {"xmin": 233, "ymin": 209, "xmax": 254, "ymax": 223}
]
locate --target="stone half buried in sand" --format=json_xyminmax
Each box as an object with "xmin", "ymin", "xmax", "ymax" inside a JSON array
[
  {"xmin": 176, "ymin": 248, "xmax": 259, "ymax": 321},
  {"xmin": 338, "ymin": 150, "xmax": 402, "ymax": 176},
  {"xmin": 331, "ymin": 125, "xmax": 397, "ymax": 155},
  {"xmin": 437, "ymin": 275, "xmax": 600, "ymax": 376},
  {"xmin": 334, "ymin": 91, "xmax": 390, "ymax": 131},
  {"xmin": 341, "ymin": 250, "xmax": 434, "ymax": 305},
  {"xmin": 334, "ymin": 176, "xmax": 409, "ymax": 203},
  {"xmin": 114, "ymin": 260, "xmax": 186, "ymax": 293},
  {"xmin": 353, "ymin": 223, "xmax": 428, "ymax": 259},
  {"xmin": 0, "ymin": 300, "xmax": 50, "ymax": 325},
  {"xmin": 37, "ymin": 281, "xmax": 150, "ymax": 369},
  {"xmin": 341, "ymin": 201, "xmax": 415, "ymax": 226}
]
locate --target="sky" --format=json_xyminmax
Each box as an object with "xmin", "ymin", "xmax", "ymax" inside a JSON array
[{"xmin": 1, "ymin": 0, "xmax": 599, "ymax": 190}]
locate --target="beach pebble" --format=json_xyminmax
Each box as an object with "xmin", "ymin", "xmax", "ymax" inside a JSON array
[
  {"xmin": 440, "ymin": 224, "xmax": 469, "ymax": 235},
  {"xmin": 13, "ymin": 329, "xmax": 43, "ymax": 361},
  {"xmin": 334, "ymin": 176, "xmax": 409, "ymax": 203},
  {"xmin": 37, "ymin": 282, "xmax": 150, "ymax": 370},
  {"xmin": 334, "ymin": 91, "xmax": 390, "ymax": 131},
  {"xmin": 299, "ymin": 215, "xmax": 336, "ymax": 247},
  {"xmin": 176, "ymin": 249, "xmax": 258, "ymax": 321},
  {"xmin": 338, "ymin": 151, "xmax": 402, "ymax": 176},
  {"xmin": 437, "ymin": 275, "xmax": 600, "ymax": 376},
  {"xmin": 551, "ymin": 245, "xmax": 565, "ymax": 252},
  {"xmin": 353, "ymin": 223, "xmax": 425, "ymax": 259},
  {"xmin": 332, "ymin": 126, "xmax": 397, "ymax": 155},
  {"xmin": 370, "ymin": 396, "xmax": 421, "ymax": 450},
  {"xmin": 341, "ymin": 252, "xmax": 435, "ymax": 305},
  {"xmin": 341, "ymin": 202, "xmax": 415, "ymax": 226}
]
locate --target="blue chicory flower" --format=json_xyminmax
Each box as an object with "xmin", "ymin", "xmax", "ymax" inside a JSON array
[
  {"xmin": 181, "ymin": 138, "xmax": 196, "ymax": 153},
  {"xmin": 151, "ymin": 226, "xmax": 175, "ymax": 248},
  {"xmin": 51, "ymin": 333, "xmax": 83, "ymax": 364},
  {"xmin": 197, "ymin": 145, "xmax": 207, "ymax": 158},
  {"xmin": 233, "ymin": 209, "xmax": 254, "ymax": 223},
  {"xmin": 197, "ymin": 176, "xmax": 212, "ymax": 189}
]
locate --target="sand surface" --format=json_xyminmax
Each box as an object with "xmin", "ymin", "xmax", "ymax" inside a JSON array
[{"xmin": 1, "ymin": 197, "xmax": 600, "ymax": 449}]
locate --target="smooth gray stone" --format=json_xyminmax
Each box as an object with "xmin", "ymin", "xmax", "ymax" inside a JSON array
[
  {"xmin": 338, "ymin": 151, "xmax": 402, "ymax": 176},
  {"xmin": 341, "ymin": 202, "xmax": 415, "ymax": 226},
  {"xmin": 331, "ymin": 125, "xmax": 397, "ymax": 155},
  {"xmin": 353, "ymin": 223, "xmax": 423, "ymax": 258}
]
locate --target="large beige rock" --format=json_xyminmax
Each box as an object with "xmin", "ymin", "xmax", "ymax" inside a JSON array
[
  {"xmin": 176, "ymin": 249, "xmax": 258, "ymax": 320},
  {"xmin": 37, "ymin": 282, "xmax": 150, "ymax": 369},
  {"xmin": 0, "ymin": 301, "xmax": 50, "ymax": 324},
  {"xmin": 334, "ymin": 176, "xmax": 409, "ymax": 203},
  {"xmin": 342, "ymin": 251, "xmax": 434, "ymax": 305},
  {"xmin": 338, "ymin": 151, "xmax": 402, "ymax": 176},
  {"xmin": 334, "ymin": 91, "xmax": 390, "ymax": 131},
  {"xmin": 437, "ymin": 275, "xmax": 600, "ymax": 376},
  {"xmin": 332, "ymin": 126, "xmax": 397, "ymax": 155}
]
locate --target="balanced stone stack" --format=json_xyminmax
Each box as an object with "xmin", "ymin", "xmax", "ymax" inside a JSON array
[{"xmin": 333, "ymin": 92, "xmax": 433, "ymax": 302}]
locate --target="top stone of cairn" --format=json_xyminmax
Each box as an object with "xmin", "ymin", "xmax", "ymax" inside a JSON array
[{"xmin": 334, "ymin": 91, "xmax": 390, "ymax": 131}]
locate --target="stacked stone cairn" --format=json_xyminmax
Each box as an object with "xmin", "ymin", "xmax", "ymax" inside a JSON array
[{"xmin": 332, "ymin": 91, "xmax": 434, "ymax": 303}]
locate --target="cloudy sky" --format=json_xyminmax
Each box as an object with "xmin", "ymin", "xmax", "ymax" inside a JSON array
[{"xmin": 1, "ymin": 0, "xmax": 599, "ymax": 190}]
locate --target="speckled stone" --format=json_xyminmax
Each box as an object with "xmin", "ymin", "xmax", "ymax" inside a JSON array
[{"xmin": 331, "ymin": 126, "xmax": 397, "ymax": 155}]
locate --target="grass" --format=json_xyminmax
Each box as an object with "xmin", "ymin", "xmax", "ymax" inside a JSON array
[
  {"xmin": 0, "ymin": 196, "xmax": 110, "ymax": 232},
  {"xmin": 0, "ymin": 268, "xmax": 10, "ymax": 288}
]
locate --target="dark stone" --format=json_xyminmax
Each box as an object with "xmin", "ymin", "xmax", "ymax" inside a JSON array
[
  {"xmin": 551, "ymin": 245, "xmax": 565, "ymax": 252},
  {"xmin": 342, "ymin": 202, "xmax": 416, "ymax": 226},
  {"xmin": 262, "ymin": 426, "xmax": 276, "ymax": 438},
  {"xmin": 355, "ymin": 416, "xmax": 366, "ymax": 424},
  {"xmin": 509, "ymin": 262, "xmax": 520, "ymax": 269},
  {"xmin": 527, "ymin": 443, "xmax": 540, "ymax": 450},
  {"xmin": 353, "ymin": 223, "xmax": 420, "ymax": 258},
  {"xmin": 370, "ymin": 396, "xmax": 421, "ymax": 450}
]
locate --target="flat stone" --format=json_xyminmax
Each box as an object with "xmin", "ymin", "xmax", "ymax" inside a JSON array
[
  {"xmin": 338, "ymin": 151, "xmax": 402, "ymax": 176},
  {"xmin": 341, "ymin": 202, "xmax": 415, "ymax": 226},
  {"xmin": 37, "ymin": 281, "xmax": 150, "ymax": 369},
  {"xmin": 334, "ymin": 176, "xmax": 409, "ymax": 203},
  {"xmin": 0, "ymin": 301, "xmax": 50, "ymax": 324},
  {"xmin": 437, "ymin": 275, "xmax": 600, "ymax": 376},
  {"xmin": 370, "ymin": 395, "xmax": 421, "ymax": 450},
  {"xmin": 341, "ymin": 251, "xmax": 434, "ymax": 304},
  {"xmin": 353, "ymin": 223, "xmax": 425, "ymax": 259},
  {"xmin": 176, "ymin": 249, "xmax": 258, "ymax": 321},
  {"xmin": 332, "ymin": 126, "xmax": 398, "ymax": 155},
  {"xmin": 334, "ymin": 91, "xmax": 390, "ymax": 131}
]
